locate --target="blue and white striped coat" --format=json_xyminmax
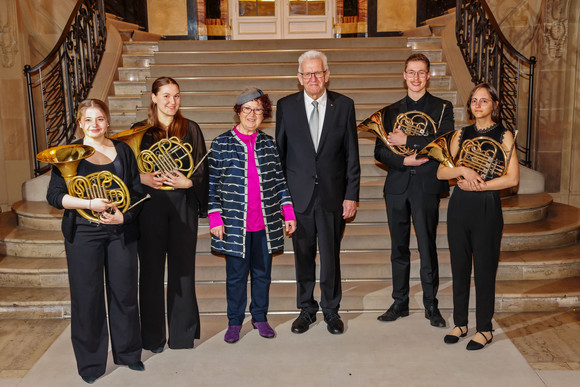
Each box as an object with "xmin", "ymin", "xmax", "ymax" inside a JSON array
[{"xmin": 208, "ymin": 129, "xmax": 293, "ymax": 258}]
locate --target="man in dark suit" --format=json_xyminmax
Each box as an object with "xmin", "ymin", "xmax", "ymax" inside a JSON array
[
  {"xmin": 276, "ymin": 50, "xmax": 360, "ymax": 335},
  {"xmin": 373, "ymin": 53, "xmax": 454, "ymax": 327}
]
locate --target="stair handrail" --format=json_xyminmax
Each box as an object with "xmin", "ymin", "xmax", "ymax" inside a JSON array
[
  {"xmin": 456, "ymin": 0, "xmax": 536, "ymax": 167},
  {"xmin": 24, "ymin": 0, "xmax": 107, "ymax": 176}
]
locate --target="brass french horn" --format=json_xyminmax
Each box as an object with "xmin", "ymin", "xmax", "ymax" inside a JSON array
[
  {"xmin": 457, "ymin": 136, "xmax": 508, "ymax": 181},
  {"xmin": 417, "ymin": 131, "xmax": 511, "ymax": 181},
  {"xmin": 37, "ymin": 144, "xmax": 131, "ymax": 222},
  {"xmin": 358, "ymin": 106, "xmax": 444, "ymax": 156},
  {"xmin": 111, "ymin": 125, "xmax": 194, "ymax": 191}
]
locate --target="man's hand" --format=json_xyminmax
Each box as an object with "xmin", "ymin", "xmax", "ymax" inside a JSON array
[
  {"xmin": 403, "ymin": 154, "xmax": 429, "ymax": 167},
  {"xmin": 387, "ymin": 128, "xmax": 407, "ymax": 146},
  {"xmin": 342, "ymin": 200, "xmax": 357, "ymax": 219}
]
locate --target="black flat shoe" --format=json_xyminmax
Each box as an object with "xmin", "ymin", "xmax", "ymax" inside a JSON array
[
  {"xmin": 466, "ymin": 331, "xmax": 493, "ymax": 350},
  {"xmin": 128, "ymin": 360, "xmax": 145, "ymax": 371},
  {"xmin": 81, "ymin": 376, "xmax": 97, "ymax": 384},
  {"xmin": 444, "ymin": 326, "xmax": 468, "ymax": 344}
]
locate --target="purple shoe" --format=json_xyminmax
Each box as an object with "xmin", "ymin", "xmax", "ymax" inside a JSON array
[
  {"xmin": 224, "ymin": 325, "xmax": 242, "ymax": 343},
  {"xmin": 252, "ymin": 319, "xmax": 275, "ymax": 338}
]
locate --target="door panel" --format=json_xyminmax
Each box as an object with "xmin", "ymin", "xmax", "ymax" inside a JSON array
[{"xmin": 230, "ymin": 0, "xmax": 333, "ymax": 39}]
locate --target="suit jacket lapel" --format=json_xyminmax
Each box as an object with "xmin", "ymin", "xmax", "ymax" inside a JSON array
[{"xmin": 294, "ymin": 91, "xmax": 317, "ymax": 152}]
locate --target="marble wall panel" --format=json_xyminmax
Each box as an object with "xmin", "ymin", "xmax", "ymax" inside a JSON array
[
  {"xmin": 148, "ymin": 0, "xmax": 188, "ymax": 36},
  {"xmin": 536, "ymin": 108, "xmax": 564, "ymax": 152},
  {"xmin": 536, "ymin": 151, "xmax": 561, "ymax": 192},
  {"xmin": 377, "ymin": 0, "xmax": 415, "ymax": 32}
]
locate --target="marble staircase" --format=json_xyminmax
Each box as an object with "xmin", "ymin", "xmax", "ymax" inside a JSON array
[{"xmin": 1, "ymin": 36, "xmax": 579, "ymax": 319}]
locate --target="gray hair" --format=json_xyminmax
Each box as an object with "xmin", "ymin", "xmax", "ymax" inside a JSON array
[{"xmin": 298, "ymin": 50, "xmax": 329, "ymax": 72}]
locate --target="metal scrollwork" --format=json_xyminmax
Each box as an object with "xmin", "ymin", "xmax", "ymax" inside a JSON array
[
  {"xmin": 24, "ymin": 0, "xmax": 107, "ymax": 176},
  {"xmin": 456, "ymin": 0, "xmax": 536, "ymax": 167}
]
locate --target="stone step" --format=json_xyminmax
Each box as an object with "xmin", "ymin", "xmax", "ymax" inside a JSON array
[
  {"xmin": 133, "ymin": 88, "xmax": 458, "ymax": 107},
  {"xmin": 3, "ymin": 243, "xmax": 580, "ymax": 289},
  {"xmin": 117, "ymin": 67, "xmax": 151, "ymax": 82},
  {"xmin": 0, "ymin": 212, "xmax": 64, "ymax": 258},
  {"xmin": 122, "ymin": 54, "xmax": 155, "ymax": 68},
  {"xmin": 106, "ymin": 89, "xmax": 458, "ymax": 114},
  {"xmin": 11, "ymin": 190, "xmax": 553, "ymax": 231},
  {"xmin": 114, "ymin": 74, "xmax": 453, "ymax": 95},
  {"xmin": 122, "ymin": 41, "xmax": 159, "ymax": 54},
  {"xmin": 153, "ymin": 48, "xmax": 443, "ymax": 65},
  {"xmin": 118, "ymin": 30, "xmax": 162, "ymax": 42},
  {"xmin": 122, "ymin": 98, "xmax": 460, "ymax": 125},
  {"xmin": 157, "ymin": 36, "xmax": 419, "ymax": 51},
  {"xmin": 2, "ymin": 277, "xmax": 578, "ymax": 318},
  {"xmin": 148, "ymin": 61, "xmax": 449, "ymax": 78},
  {"xmin": 0, "ymin": 256, "xmax": 68, "ymax": 287}
]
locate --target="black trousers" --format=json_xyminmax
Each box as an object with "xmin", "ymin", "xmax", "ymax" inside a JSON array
[
  {"xmin": 385, "ymin": 176, "xmax": 441, "ymax": 309},
  {"xmin": 138, "ymin": 187, "xmax": 200, "ymax": 350},
  {"xmin": 447, "ymin": 188, "xmax": 503, "ymax": 332},
  {"xmin": 293, "ymin": 186, "xmax": 345, "ymax": 315},
  {"xmin": 65, "ymin": 223, "xmax": 141, "ymax": 378}
]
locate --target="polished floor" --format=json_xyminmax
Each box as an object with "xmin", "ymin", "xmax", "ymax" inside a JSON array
[{"xmin": 0, "ymin": 311, "xmax": 579, "ymax": 386}]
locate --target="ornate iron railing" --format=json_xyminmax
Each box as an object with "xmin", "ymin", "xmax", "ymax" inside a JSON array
[
  {"xmin": 456, "ymin": 0, "xmax": 536, "ymax": 167},
  {"xmin": 24, "ymin": 0, "xmax": 107, "ymax": 176}
]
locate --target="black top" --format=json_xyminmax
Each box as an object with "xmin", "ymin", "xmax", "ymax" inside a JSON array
[
  {"xmin": 46, "ymin": 139, "xmax": 144, "ymax": 242},
  {"xmin": 132, "ymin": 119, "xmax": 209, "ymax": 217},
  {"xmin": 374, "ymin": 91, "xmax": 455, "ymax": 195}
]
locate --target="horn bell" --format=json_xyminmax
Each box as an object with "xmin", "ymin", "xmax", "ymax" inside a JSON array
[
  {"xmin": 416, "ymin": 130, "xmax": 458, "ymax": 169},
  {"xmin": 36, "ymin": 144, "xmax": 95, "ymax": 181}
]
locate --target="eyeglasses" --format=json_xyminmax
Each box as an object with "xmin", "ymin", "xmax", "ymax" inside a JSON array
[
  {"xmin": 242, "ymin": 106, "xmax": 265, "ymax": 115},
  {"xmin": 405, "ymin": 70, "xmax": 428, "ymax": 78},
  {"xmin": 470, "ymin": 98, "xmax": 491, "ymax": 105},
  {"xmin": 299, "ymin": 70, "xmax": 327, "ymax": 79}
]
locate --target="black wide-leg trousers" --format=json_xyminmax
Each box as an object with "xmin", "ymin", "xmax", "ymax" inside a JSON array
[
  {"xmin": 447, "ymin": 188, "xmax": 503, "ymax": 332},
  {"xmin": 65, "ymin": 223, "xmax": 141, "ymax": 378},
  {"xmin": 138, "ymin": 188, "xmax": 200, "ymax": 350}
]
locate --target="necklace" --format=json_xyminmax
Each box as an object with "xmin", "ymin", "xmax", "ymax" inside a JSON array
[{"xmin": 475, "ymin": 122, "xmax": 498, "ymax": 133}]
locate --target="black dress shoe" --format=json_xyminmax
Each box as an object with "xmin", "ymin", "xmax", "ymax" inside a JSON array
[
  {"xmin": 444, "ymin": 326, "xmax": 468, "ymax": 344},
  {"xmin": 150, "ymin": 346, "xmax": 164, "ymax": 354},
  {"xmin": 377, "ymin": 303, "xmax": 409, "ymax": 322},
  {"xmin": 425, "ymin": 305, "xmax": 446, "ymax": 328},
  {"xmin": 291, "ymin": 310, "xmax": 316, "ymax": 333},
  {"xmin": 128, "ymin": 360, "xmax": 145, "ymax": 371},
  {"xmin": 324, "ymin": 313, "xmax": 344, "ymax": 334},
  {"xmin": 81, "ymin": 376, "xmax": 97, "ymax": 384},
  {"xmin": 466, "ymin": 331, "xmax": 493, "ymax": 350}
]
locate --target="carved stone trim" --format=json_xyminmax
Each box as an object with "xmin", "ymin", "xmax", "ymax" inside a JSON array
[
  {"xmin": 544, "ymin": 0, "xmax": 569, "ymax": 58},
  {"xmin": 0, "ymin": 0, "xmax": 18, "ymax": 68}
]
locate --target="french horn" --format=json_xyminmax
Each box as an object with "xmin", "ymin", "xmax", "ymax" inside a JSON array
[
  {"xmin": 111, "ymin": 125, "xmax": 194, "ymax": 191},
  {"xmin": 358, "ymin": 105, "xmax": 444, "ymax": 156},
  {"xmin": 37, "ymin": 144, "xmax": 131, "ymax": 222},
  {"xmin": 417, "ymin": 131, "xmax": 510, "ymax": 181}
]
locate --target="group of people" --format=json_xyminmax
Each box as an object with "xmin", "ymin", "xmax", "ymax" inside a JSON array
[{"xmin": 46, "ymin": 50, "xmax": 519, "ymax": 384}]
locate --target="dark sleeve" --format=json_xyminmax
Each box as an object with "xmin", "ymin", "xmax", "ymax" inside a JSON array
[
  {"xmin": 188, "ymin": 120, "xmax": 209, "ymax": 218},
  {"xmin": 406, "ymin": 100, "xmax": 455, "ymax": 151},
  {"xmin": 46, "ymin": 167, "xmax": 67, "ymax": 210},
  {"xmin": 275, "ymin": 98, "xmax": 287, "ymax": 173},
  {"xmin": 117, "ymin": 141, "xmax": 145, "ymax": 225},
  {"xmin": 343, "ymin": 97, "xmax": 361, "ymax": 202}
]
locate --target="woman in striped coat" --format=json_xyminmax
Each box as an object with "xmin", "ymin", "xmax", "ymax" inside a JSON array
[{"xmin": 208, "ymin": 87, "xmax": 296, "ymax": 343}]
